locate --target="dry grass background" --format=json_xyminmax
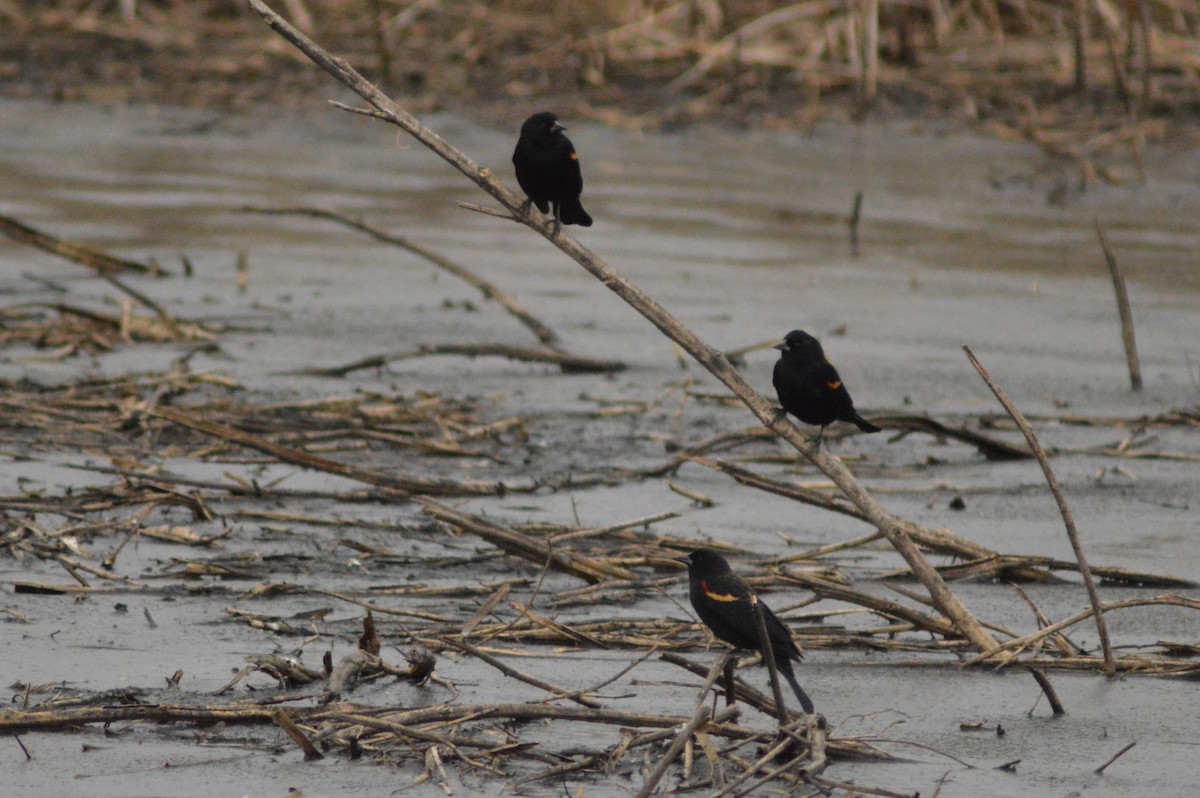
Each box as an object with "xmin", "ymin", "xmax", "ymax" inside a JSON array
[{"xmin": 2, "ymin": 0, "xmax": 1199, "ymax": 142}]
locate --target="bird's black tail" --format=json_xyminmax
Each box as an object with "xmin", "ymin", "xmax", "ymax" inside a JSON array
[
  {"xmin": 559, "ymin": 199, "xmax": 593, "ymax": 227},
  {"xmin": 850, "ymin": 412, "xmax": 882, "ymax": 434},
  {"xmin": 775, "ymin": 657, "xmax": 815, "ymax": 714}
]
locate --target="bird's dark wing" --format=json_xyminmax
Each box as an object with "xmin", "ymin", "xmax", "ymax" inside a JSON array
[
  {"xmin": 698, "ymin": 573, "xmax": 755, "ymax": 604},
  {"xmin": 814, "ymin": 359, "xmax": 850, "ymax": 400},
  {"xmin": 560, "ymin": 138, "xmax": 585, "ymax": 194}
]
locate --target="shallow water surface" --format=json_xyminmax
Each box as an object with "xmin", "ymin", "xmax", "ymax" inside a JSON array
[{"xmin": 1, "ymin": 99, "xmax": 1198, "ymax": 797}]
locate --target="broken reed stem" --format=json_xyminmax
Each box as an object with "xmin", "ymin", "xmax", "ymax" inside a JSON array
[
  {"xmin": 858, "ymin": 0, "xmax": 879, "ymax": 108},
  {"xmin": 1024, "ymin": 667, "xmax": 1066, "ymax": 715},
  {"xmin": 751, "ymin": 596, "xmax": 790, "ymax": 725},
  {"xmin": 1095, "ymin": 739, "xmax": 1137, "ymax": 774},
  {"xmin": 0, "ymin": 212, "xmax": 160, "ymax": 275},
  {"xmin": 150, "ymin": 407, "xmax": 628, "ymax": 583},
  {"xmin": 245, "ymin": 0, "xmax": 1001, "ymax": 658},
  {"xmin": 635, "ymin": 701, "xmax": 713, "ymax": 798},
  {"xmin": 274, "ymin": 708, "xmax": 324, "ymax": 760},
  {"xmin": 662, "ymin": 653, "xmax": 792, "ymax": 721},
  {"xmin": 965, "ymin": 594, "xmax": 1199, "ymax": 666},
  {"xmin": 732, "ymin": 748, "xmax": 820, "ymax": 798},
  {"xmin": 808, "ymin": 773, "xmax": 915, "ymax": 798},
  {"xmin": 1094, "ymin": 219, "xmax": 1142, "ymax": 391},
  {"xmin": 0, "ymin": 700, "xmax": 741, "ymax": 737},
  {"xmin": 515, "ymin": 704, "xmax": 742, "ymax": 787},
  {"xmin": 150, "ymin": 405, "xmax": 534, "ymax": 497},
  {"xmin": 287, "ymin": 343, "xmax": 625, "ymax": 377},
  {"xmin": 710, "ymin": 733, "xmax": 800, "ymax": 798},
  {"xmin": 963, "ymin": 346, "xmax": 1116, "ymax": 676},
  {"xmin": 695, "ymin": 651, "xmax": 734, "ymax": 709},
  {"xmin": 1073, "ymin": 0, "xmax": 1089, "ymax": 93},
  {"xmin": 1135, "ymin": 0, "xmax": 1152, "ymax": 116},
  {"xmin": 848, "ymin": 190, "xmax": 863, "ymax": 257}
]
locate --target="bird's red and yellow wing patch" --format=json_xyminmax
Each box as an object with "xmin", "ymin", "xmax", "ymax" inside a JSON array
[
  {"xmin": 700, "ymin": 579, "xmax": 741, "ymax": 602},
  {"xmin": 826, "ymin": 380, "xmax": 842, "ymax": 390},
  {"xmin": 569, "ymin": 152, "xmax": 578, "ymax": 160}
]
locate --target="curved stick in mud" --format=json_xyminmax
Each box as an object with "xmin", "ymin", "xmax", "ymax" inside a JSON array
[{"xmin": 963, "ymin": 345, "xmax": 1116, "ymax": 676}]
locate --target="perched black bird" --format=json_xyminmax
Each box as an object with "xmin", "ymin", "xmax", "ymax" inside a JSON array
[
  {"xmin": 680, "ymin": 548, "xmax": 815, "ymax": 714},
  {"xmin": 772, "ymin": 329, "xmax": 881, "ymax": 445},
  {"xmin": 512, "ymin": 112, "xmax": 592, "ymax": 233}
]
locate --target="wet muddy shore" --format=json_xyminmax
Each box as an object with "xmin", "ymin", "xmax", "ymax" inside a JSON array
[{"xmin": 1, "ymin": 97, "xmax": 1199, "ymax": 797}]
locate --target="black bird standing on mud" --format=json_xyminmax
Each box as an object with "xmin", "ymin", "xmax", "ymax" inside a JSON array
[
  {"xmin": 772, "ymin": 329, "xmax": 881, "ymax": 445},
  {"xmin": 512, "ymin": 112, "xmax": 593, "ymax": 233},
  {"xmin": 680, "ymin": 548, "xmax": 815, "ymax": 714}
]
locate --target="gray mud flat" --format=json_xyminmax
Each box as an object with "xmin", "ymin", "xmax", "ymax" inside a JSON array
[{"xmin": 1, "ymin": 99, "xmax": 1199, "ymax": 797}]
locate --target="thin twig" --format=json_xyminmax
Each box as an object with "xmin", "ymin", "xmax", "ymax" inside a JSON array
[
  {"xmin": 274, "ymin": 709, "xmax": 324, "ymax": 760},
  {"xmin": 809, "ymin": 773, "xmax": 917, "ymax": 798},
  {"xmin": 963, "ymin": 346, "xmax": 1116, "ymax": 676},
  {"xmin": 1094, "ymin": 219, "xmax": 1142, "ymax": 391},
  {"xmin": 694, "ymin": 651, "xmax": 734, "ymax": 709},
  {"xmin": 751, "ymin": 596, "xmax": 789, "ymax": 725},
  {"xmin": 285, "ymin": 343, "xmax": 625, "ymax": 377},
  {"xmin": 1023, "ymin": 667, "xmax": 1065, "ymax": 715},
  {"xmin": 0, "ymin": 212, "xmax": 161, "ymax": 275},
  {"xmin": 848, "ymin": 190, "xmax": 864, "ymax": 257},
  {"xmin": 1095, "ymin": 740, "xmax": 1137, "ymax": 774},
  {"xmin": 965, "ymin": 594, "xmax": 1200, "ymax": 666},
  {"xmin": 635, "ymin": 699, "xmax": 713, "ymax": 797}
]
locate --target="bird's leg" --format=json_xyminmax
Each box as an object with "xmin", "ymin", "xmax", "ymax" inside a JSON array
[
  {"xmin": 811, "ymin": 425, "xmax": 826, "ymax": 449},
  {"xmin": 722, "ymin": 657, "xmax": 737, "ymax": 707},
  {"xmin": 517, "ymin": 198, "xmax": 533, "ymax": 219},
  {"xmin": 769, "ymin": 406, "xmax": 788, "ymax": 426},
  {"xmin": 551, "ymin": 204, "xmax": 563, "ymax": 237}
]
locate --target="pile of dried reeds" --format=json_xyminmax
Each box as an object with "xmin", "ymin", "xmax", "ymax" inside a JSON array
[{"xmin": 3, "ymin": 2, "xmax": 1200, "ymax": 793}]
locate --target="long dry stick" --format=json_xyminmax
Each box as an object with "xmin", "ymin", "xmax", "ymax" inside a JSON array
[
  {"xmin": 151, "ymin": 405, "xmax": 529, "ymax": 496},
  {"xmin": 0, "ymin": 700, "xmax": 743, "ymax": 737},
  {"xmin": 710, "ymin": 734, "xmax": 800, "ymax": 798},
  {"xmin": 274, "ymin": 708, "xmax": 324, "ymax": 760},
  {"xmin": 288, "ymin": 342, "xmax": 625, "ymax": 376},
  {"xmin": 1094, "ymin": 219, "xmax": 1142, "ymax": 391},
  {"xmin": 1024, "ymin": 667, "xmax": 1066, "ymax": 715},
  {"xmin": 440, "ymin": 637, "xmax": 601, "ymax": 709},
  {"xmin": 151, "ymin": 406, "xmax": 626, "ymax": 582},
  {"xmin": 0, "ymin": 212, "xmax": 160, "ymax": 275},
  {"xmin": 964, "ymin": 594, "xmax": 1199, "ymax": 667},
  {"xmin": 244, "ymin": 0, "xmax": 1001, "ymax": 659},
  {"xmin": 964, "ymin": 345, "xmax": 1115, "ymax": 676},
  {"xmin": 635, "ymin": 697, "xmax": 713, "ymax": 797},
  {"xmin": 1095, "ymin": 740, "xmax": 1137, "ymax": 774},
  {"xmin": 859, "ymin": 0, "xmax": 879, "ymax": 107},
  {"xmin": 751, "ymin": 596, "xmax": 790, "ymax": 724},
  {"xmin": 661, "ymin": 653, "xmax": 794, "ymax": 722}
]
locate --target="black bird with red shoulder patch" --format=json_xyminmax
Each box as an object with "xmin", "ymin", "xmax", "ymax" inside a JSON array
[
  {"xmin": 512, "ymin": 112, "xmax": 592, "ymax": 233},
  {"xmin": 772, "ymin": 329, "xmax": 881, "ymax": 445},
  {"xmin": 680, "ymin": 548, "xmax": 815, "ymax": 714}
]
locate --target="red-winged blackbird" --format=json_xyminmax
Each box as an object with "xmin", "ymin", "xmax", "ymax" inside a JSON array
[
  {"xmin": 512, "ymin": 112, "xmax": 593, "ymax": 233},
  {"xmin": 773, "ymin": 329, "xmax": 881, "ymax": 445},
  {"xmin": 680, "ymin": 548, "xmax": 815, "ymax": 714}
]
